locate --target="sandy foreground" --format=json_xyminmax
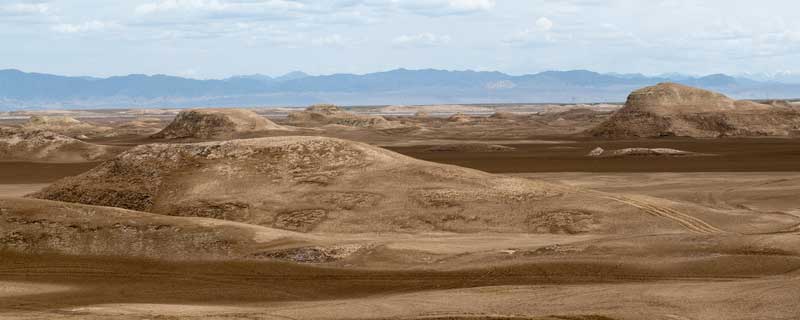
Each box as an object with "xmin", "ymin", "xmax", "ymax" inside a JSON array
[{"xmin": 2, "ymin": 170, "xmax": 800, "ymax": 319}]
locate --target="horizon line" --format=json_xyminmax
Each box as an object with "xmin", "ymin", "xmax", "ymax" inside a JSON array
[{"xmin": 0, "ymin": 67, "xmax": 751, "ymax": 82}]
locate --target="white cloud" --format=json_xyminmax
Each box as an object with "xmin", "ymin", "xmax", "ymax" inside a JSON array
[
  {"xmin": 5, "ymin": 0, "xmax": 800, "ymax": 78},
  {"xmin": 311, "ymin": 34, "xmax": 348, "ymax": 46},
  {"xmin": 0, "ymin": 2, "xmax": 49, "ymax": 16},
  {"xmin": 504, "ymin": 17, "xmax": 559, "ymax": 46},
  {"xmin": 393, "ymin": 32, "xmax": 452, "ymax": 47},
  {"xmin": 447, "ymin": 0, "xmax": 495, "ymax": 11},
  {"xmin": 503, "ymin": 29, "xmax": 557, "ymax": 46},
  {"xmin": 536, "ymin": 17, "xmax": 553, "ymax": 31},
  {"xmin": 135, "ymin": 0, "xmax": 305, "ymax": 18},
  {"xmin": 52, "ymin": 20, "xmax": 118, "ymax": 34},
  {"xmin": 392, "ymin": 0, "xmax": 496, "ymax": 16}
]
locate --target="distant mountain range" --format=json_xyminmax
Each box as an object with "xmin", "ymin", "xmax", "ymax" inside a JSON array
[{"xmin": 1, "ymin": 68, "xmax": 798, "ymax": 111}]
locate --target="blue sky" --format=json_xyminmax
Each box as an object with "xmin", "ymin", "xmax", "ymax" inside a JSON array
[{"xmin": 1, "ymin": 0, "xmax": 799, "ymax": 79}]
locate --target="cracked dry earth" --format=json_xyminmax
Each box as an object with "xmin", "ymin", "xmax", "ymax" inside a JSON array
[{"xmin": 1, "ymin": 122, "xmax": 800, "ymax": 319}]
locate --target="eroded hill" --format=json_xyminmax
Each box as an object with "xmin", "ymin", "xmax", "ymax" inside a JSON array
[
  {"xmin": 590, "ymin": 83, "xmax": 800, "ymax": 138},
  {"xmin": 152, "ymin": 108, "xmax": 288, "ymax": 139},
  {"xmin": 0, "ymin": 128, "xmax": 121, "ymax": 162},
  {"xmin": 32, "ymin": 136, "xmax": 795, "ymax": 235}
]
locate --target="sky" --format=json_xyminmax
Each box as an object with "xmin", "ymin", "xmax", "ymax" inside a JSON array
[{"xmin": 1, "ymin": 0, "xmax": 799, "ymax": 79}]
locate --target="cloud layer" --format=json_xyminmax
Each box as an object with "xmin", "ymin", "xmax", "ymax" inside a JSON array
[{"xmin": 0, "ymin": 0, "xmax": 798, "ymax": 79}]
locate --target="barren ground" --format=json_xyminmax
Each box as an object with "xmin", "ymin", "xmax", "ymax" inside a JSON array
[{"xmin": 1, "ymin": 108, "xmax": 799, "ymax": 320}]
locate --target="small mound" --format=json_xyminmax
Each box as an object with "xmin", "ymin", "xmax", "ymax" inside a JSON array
[
  {"xmin": 116, "ymin": 118, "xmax": 166, "ymax": 135},
  {"xmin": 587, "ymin": 147, "xmax": 710, "ymax": 157},
  {"xmin": 32, "ymin": 136, "xmax": 679, "ymax": 234},
  {"xmin": 425, "ymin": 143, "xmax": 516, "ymax": 152},
  {"xmin": 766, "ymin": 100, "xmax": 794, "ymax": 108},
  {"xmin": 152, "ymin": 108, "xmax": 286, "ymax": 139},
  {"xmin": 305, "ymin": 103, "xmax": 344, "ymax": 114},
  {"xmin": 22, "ymin": 115, "xmax": 110, "ymax": 137},
  {"xmin": 488, "ymin": 111, "xmax": 521, "ymax": 120},
  {"xmin": 590, "ymin": 83, "xmax": 800, "ymax": 138},
  {"xmin": 541, "ymin": 108, "xmax": 606, "ymax": 122},
  {"xmin": 27, "ymin": 115, "xmax": 81, "ymax": 126},
  {"xmin": 288, "ymin": 104, "xmax": 401, "ymax": 129},
  {"xmin": 448, "ymin": 112, "xmax": 473, "ymax": 123},
  {"xmin": 0, "ymin": 128, "xmax": 119, "ymax": 162},
  {"xmin": 587, "ymin": 147, "xmax": 605, "ymax": 157},
  {"xmin": 0, "ymin": 197, "xmax": 307, "ymax": 261},
  {"xmin": 414, "ymin": 111, "xmax": 431, "ymax": 118}
]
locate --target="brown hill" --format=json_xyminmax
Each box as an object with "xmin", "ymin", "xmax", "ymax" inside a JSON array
[
  {"xmin": 22, "ymin": 115, "xmax": 112, "ymax": 138},
  {"xmin": 152, "ymin": 108, "xmax": 286, "ymax": 139},
  {"xmin": 31, "ymin": 136, "xmax": 710, "ymax": 235},
  {"xmin": 288, "ymin": 104, "xmax": 401, "ymax": 129},
  {"xmin": 590, "ymin": 83, "xmax": 800, "ymax": 138},
  {"xmin": 0, "ymin": 128, "xmax": 121, "ymax": 162}
]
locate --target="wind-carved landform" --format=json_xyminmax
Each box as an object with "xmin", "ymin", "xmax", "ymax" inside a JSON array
[
  {"xmin": 151, "ymin": 108, "xmax": 290, "ymax": 139},
  {"xmin": 591, "ymin": 83, "xmax": 800, "ymax": 138},
  {"xmin": 2, "ymin": 83, "xmax": 800, "ymax": 320}
]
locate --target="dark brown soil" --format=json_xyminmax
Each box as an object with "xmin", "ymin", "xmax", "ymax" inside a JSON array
[
  {"xmin": 2, "ymin": 251, "xmax": 797, "ymax": 312},
  {"xmin": 388, "ymin": 138, "xmax": 800, "ymax": 172},
  {"xmin": 0, "ymin": 162, "xmax": 99, "ymax": 183}
]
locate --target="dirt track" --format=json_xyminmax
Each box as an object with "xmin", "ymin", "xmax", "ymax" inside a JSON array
[{"xmin": 598, "ymin": 193, "xmax": 725, "ymax": 234}]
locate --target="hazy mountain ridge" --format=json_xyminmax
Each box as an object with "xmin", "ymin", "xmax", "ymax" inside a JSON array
[{"xmin": 1, "ymin": 68, "xmax": 797, "ymax": 110}]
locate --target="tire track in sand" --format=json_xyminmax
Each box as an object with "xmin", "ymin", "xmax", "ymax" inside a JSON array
[{"xmin": 599, "ymin": 193, "xmax": 725, "ymax": 234}]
